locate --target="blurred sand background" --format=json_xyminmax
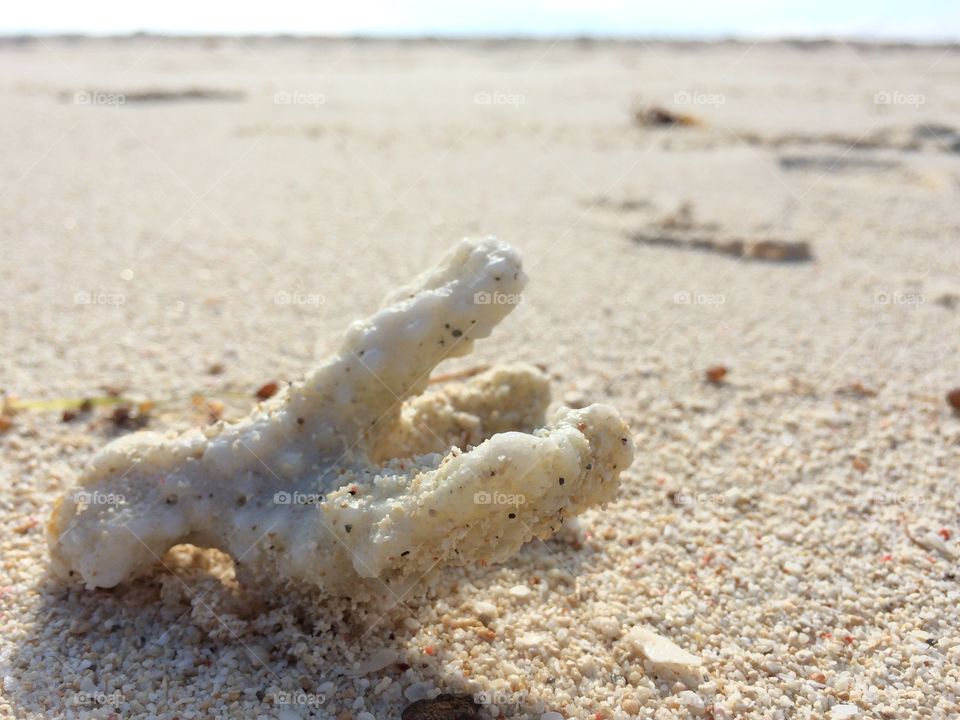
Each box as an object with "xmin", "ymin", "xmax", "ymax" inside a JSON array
[{"xmin": 1, "ymin": 37, "xmax": 959, "ymax": 719}]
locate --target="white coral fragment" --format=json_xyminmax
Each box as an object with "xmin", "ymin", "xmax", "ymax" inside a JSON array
[
  {"xmin": 48, "ymin": 239, "xmax": 634, "ymax": 593},
  {"xmin": 625, "ymin": 627, "xmax": 703, "ymax": 670}
]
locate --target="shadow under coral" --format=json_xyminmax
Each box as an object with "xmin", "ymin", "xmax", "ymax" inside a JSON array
[{"xmin": 7, "ymin": 524, "xmax": 602, "ymax": 719}]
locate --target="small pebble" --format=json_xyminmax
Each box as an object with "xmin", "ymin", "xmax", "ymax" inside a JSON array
[
  {"xmin": 401, "ymin": 694, "xmax": 479, "ymax": 720},
  {"xmin": 256, "ymin": 381, "xmax": 280, "ymax": 400},
  {"xmin": 473, "ymin": 601, "xmax": 499, "ymax": 620},
  {"xmin": 508, "ymin": 584, "xmax": 532, "ymax": 598},
  {"xmin": 677, "ymin": 690, "xmax": 705, "ymax": 711},
  {"xmin": 621, "ymin": 697, "xmax": 641, "ymax": 714},
  {"xmin": 403, "ymin": 682, "xmax": 434, "ymax": 702},
  {"xmin": 111, "ymin": 405, "xmax": 131, "ymax": 426},
  {"xmin": 830, "ymin": 705, "xmax": 860, "ymax": 718},
  {"xmin": 705, "ymin": 366, "xmax": 728, "ymax": 384},
  {"xmin": 947, "ymin": 388, "xmax": 960, "ymax": 411}
]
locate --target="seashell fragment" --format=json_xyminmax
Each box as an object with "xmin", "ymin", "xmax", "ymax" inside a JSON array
[
  {"xmin": 48, "ymin": 239, "xmax": 634, "ymax": 593},
  {"xmin": 624, "ymin": 626, "xmax": 703, "ymax": 670}
]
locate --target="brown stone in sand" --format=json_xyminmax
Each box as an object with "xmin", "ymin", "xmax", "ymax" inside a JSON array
[
  {"xmin": 401, "ymin": 693, "xmax": 480, "ymax": 720},
  {"xmin": 255, "ymin": 381, "xmax": 280, "ymax": 400},
  {"xmin": 947, "ymin": 388, "xmax": 960, "ymax": 411},
  {"xmin": 706, "ymin": 366, "xmax": 728, "ymax": 384}
]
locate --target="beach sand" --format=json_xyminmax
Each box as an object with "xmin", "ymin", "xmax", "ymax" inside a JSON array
[{"xmin": 1, "ymin": 37, "xmax": 959, "ymax": 719}]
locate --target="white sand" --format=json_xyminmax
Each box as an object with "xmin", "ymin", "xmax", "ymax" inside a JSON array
[{"xmin": 1, "ymin": 37, "xmax": 959, "ymax": 719}]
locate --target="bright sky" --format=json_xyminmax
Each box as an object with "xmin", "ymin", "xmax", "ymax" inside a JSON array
[{"xmin": 3, "ymin": 0, "xmax": 959, "ymax": 40}]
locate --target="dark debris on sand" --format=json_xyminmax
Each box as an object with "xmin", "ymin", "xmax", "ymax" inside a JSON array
[
  {"xmin": 401, "ymin": 694, "xmax": 481, "ymax": 720},
  {"xmin": 634, "ymin": 106, "xmax": 702, "ymax": 128}
]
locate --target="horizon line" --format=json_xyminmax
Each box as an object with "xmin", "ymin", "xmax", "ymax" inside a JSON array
[{"xmin": 1, "ymin": 32, "xmax": 958, "ymax": 47}]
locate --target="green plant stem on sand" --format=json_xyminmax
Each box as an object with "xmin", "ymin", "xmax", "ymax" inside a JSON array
[{"xmin": 1, "ymin": 392, "xmax": 254, "ymax": 414}]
